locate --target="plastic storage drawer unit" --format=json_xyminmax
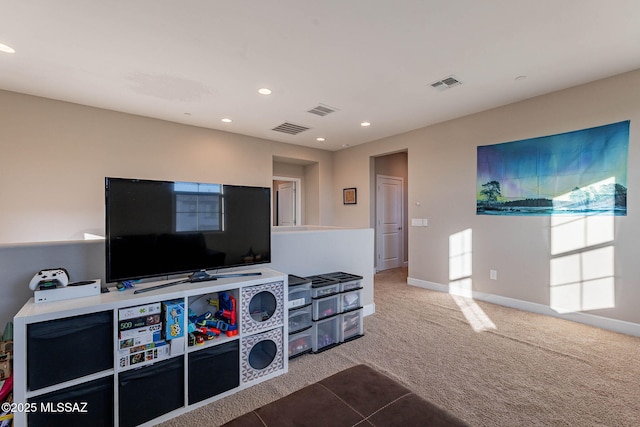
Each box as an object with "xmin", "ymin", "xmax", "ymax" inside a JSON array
[
  {"xmin": 312, "ymin": 293, "xmax": 341, "ymax": 320},
  {"xmin": 289, "ymin": 305, "xmax": 313, "ymax": 333},
  {"xmin": 288, "ymin": 274, "xmax": 312, "ymax": 309},
  {"xmin": 341, "ymin": 308, "xmax": 364, "ymax": 342},
  {"xmin": 312, "ymin": 315, "xmax": 341, "ymax": 353},
  {"xmin": 321, "ymin": 272, "xmax": 363, "ymax": 292},
  {"xmin": 307, "ymin": 275, "xmax": 341, "ymax": 298},
  {"xmin": 288, "ymin": 328, "xmax": 313, "ymax": 359},
  {"xmin": 341, "ymin": 288, "xmax": 362, "ymax": 312}
]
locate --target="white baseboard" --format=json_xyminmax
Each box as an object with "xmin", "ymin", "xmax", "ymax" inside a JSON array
[
  {"xmin": 407, "ymin": 277, "xmax": 640, "ymax": 337},
  {"xmin": 363, "ymin": 303, "xmax": 375, "ymax": 317}
]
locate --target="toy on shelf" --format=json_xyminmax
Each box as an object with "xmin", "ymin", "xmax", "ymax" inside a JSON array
[
  {"xmin": 163, "ymin": 300, "xmax": 185, "ymax": 340},
  {"xmin": 215, "ymin": 292, "xmax": 238, "ymax": 337},
  {"xmin": 187, "ymin": 291, "xmax": 238, "ymax": 346},
  {"xmin": 116, "ymin": 280, "xmax": 138, "ymax": 291},
  {"xmin": 188, "ymin": 333, "xmax": 204, "ymax": 346},
  {"xmin": 197, "ymin": 319, "xmax": 229, "ymax": 332}
]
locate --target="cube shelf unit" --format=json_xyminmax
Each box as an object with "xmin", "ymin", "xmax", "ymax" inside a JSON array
[{"xmin": 13, "ymin": 268, "xmax": 288, "ymax": 427}]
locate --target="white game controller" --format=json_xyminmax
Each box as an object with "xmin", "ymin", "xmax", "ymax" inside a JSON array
[{"xmin": 29, "ymin": 268, "xmax": 69, "ymax": 290}]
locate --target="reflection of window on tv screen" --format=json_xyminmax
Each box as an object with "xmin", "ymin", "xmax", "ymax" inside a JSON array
[
  {"xmin": 174, "ymin": 182, "xmax": 222, "ymax": 232},
  {"xmin": 105, "ymin": 178, "xmax": 271, "ymax": 283}
]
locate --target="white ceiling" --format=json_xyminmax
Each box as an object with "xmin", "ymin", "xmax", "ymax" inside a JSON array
[{"xmin": 2, "ymin": 1, "xmax": 640, "ymax": 151}]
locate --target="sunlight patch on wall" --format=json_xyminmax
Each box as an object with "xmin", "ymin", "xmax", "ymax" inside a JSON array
[
  {"xmin": 449, "ymin": 278, "xmax": 472, "ymax": 298},
  {"xmin": 449, "ymin": 228, "xmax": 472, "ymax": 280},
  {"xmin": 550, "ymin": 214, "xmax": 614, "ymax": 255},
  {"xmin": 550, "ymin": 246, "xmax": 615, "ymax": 313},
  {"xmin": 550, "ymin": 182, "xmax": 615, "ymax": 314},
  {"xmin": 448, "ymin": 229, "xmax": 496, "ymax": 332}
]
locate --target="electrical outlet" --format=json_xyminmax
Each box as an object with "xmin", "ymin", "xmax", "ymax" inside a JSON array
[{"xmin": 490, "ymin": 270, "xmax": 497, "ymax": 280}]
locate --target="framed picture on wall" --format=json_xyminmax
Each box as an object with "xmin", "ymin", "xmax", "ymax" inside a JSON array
[{"xmin": 343, "ymin": 187, "xmax": 357, "ymax": 205}]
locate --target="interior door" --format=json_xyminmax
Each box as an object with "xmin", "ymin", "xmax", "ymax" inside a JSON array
[
  {"xmin": 376, "ymin": 175, "xmax": 403, "ymax": 271},
  {"xmin": 277, "ymin": 182, "xmax": 296, "ymax": 226}
]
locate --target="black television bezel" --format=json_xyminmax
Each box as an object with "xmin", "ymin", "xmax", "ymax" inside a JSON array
[{"xmin": 105, "ymin": 177, "xmax": 271, "ymax": 283}]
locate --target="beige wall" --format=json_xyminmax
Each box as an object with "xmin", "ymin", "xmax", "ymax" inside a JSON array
[
  {"xmin": 0, "ymin": 90, "xmax": 333, "ymax": 243},
  {"xmin": 3, "ymin": 69, "xmax": 640, "ymax": 328},
  {"xmin": 332, "ymin": 69, "xmax": 640, "ymax": 325}
]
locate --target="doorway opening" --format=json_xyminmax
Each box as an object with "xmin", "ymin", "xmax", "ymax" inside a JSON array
[
  {"xmin": 373, "ymin": 151, "xmax": 408, "ymax": 272},
  {"xmin": 273, "ymin": 176, "xmax": 301, "ymax": 226}
]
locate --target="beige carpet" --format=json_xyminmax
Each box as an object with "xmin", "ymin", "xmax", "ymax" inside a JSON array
[{"xmin": 160, "ymin": 268, "xmax": 640, "ymax": 426}]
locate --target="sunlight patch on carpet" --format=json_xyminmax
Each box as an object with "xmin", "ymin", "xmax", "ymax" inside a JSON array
[{"xmin": 451, "ymin": 293, "xmax": 497, "ymax": 332}]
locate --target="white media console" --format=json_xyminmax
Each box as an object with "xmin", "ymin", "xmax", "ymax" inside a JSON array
[{"xmin": 13, "ymin": 268, "xmax": 288, "ymax": 426}]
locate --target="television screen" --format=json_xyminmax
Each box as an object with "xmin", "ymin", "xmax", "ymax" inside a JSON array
[{"xmin": 105, "ymin": 177, "xmax": 271, "ymax": 283}]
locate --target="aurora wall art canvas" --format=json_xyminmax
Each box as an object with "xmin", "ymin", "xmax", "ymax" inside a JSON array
[{"xmin": 476, "ymin": 121, "xmax": 629, "ymax": 216}]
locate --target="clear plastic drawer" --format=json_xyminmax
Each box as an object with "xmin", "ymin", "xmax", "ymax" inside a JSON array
[
  {"xmin": 288, "ymin": 329, "xmax": 313, "ymax": 359},
  {"xmin": 312, "ymin": 293, "xmax": 340, "ymax": 320},
  {"xmin": 341, "ymin": 308, "xmax": 364, "ymax": 342},
  {"xmin": 288, "ymin": 305, "xmax": 312, "ymax": 333}
]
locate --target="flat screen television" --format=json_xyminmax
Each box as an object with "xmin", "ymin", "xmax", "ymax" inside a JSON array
[{"xmin": 105, "ymin": 177, "xmax": 271, "ymax": 283}]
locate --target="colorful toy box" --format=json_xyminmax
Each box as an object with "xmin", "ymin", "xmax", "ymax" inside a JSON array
[
  {"xmin": 119, "ymin": 302, "xmax": 161, "ymax": 320},
  {"xmin": 163, "ymin": 299, "xmax": 185, "ymax": 340},
  {"xmin": 118, "ymin": 331, "xmax": 162, "ymax": 350},
  {"xmin": 118, "ymin": 341, "xmax": 170, "ymax": 369},
  {"xmin": 118, "ymin": 314, "xmax": 161, "ymax": 331},
  {"xmin": 118, "ymin": 323, "xmax": 162, "ymax": 339}
]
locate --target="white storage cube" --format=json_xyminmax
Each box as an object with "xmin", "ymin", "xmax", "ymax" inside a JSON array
[
  {"xmin": 241, "ymin": 281, "xmax": 285, "ymax": 335},
  {"xmin": 312, "ymin": 316, "xmax": 341, "ymax": 353},
  {"xmin": 341, "ymin": 308, "xmax": 364, "ymax": 342},
  {"xmin": 312, "ymin": 293, "xmax": 340, "ymax": 320},
  {"xmin": 241, "ymin": 327, "xmax": 284, "ymax": 384}
]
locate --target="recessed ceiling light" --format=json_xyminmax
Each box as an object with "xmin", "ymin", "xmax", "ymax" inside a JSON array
[
  {"xmin": 360, "ymin": 121, "xmax": 371, "ymax": 127},
  {"xmin": 316, "ymin": 137, "xmax": 325, "ymax": 142},
  {"xmin": 221, "ymin": 118, "xmax": 232, "ymax": 123},
  {"xmin": 258, "ymin": 88, "xmax": 272, "ymax": 95},
  {"xmin": 0, "ymin": 43, "xmax": 15, "ymax": 54}
]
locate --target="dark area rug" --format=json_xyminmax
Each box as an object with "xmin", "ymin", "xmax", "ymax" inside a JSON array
[{"xmin": 221, "ymin": 364, "xmax": 469, "ymax": 427}]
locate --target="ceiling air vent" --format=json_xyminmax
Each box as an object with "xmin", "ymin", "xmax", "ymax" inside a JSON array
[
  {"xmin": 431, "ymin": 75, "xmax": 462, "ymax": 91},
  {"xmin": 272, "ymin": 122, "xmax": 310, "ymax": 135},
  {"xmin": 307, "ymin": 104, "xmax": 338, "ymax": 117}
]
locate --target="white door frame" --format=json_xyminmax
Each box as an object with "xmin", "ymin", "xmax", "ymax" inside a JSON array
[
  {"xmin": 375, "ymin": 174, "xmax": 404, "ymax": 272},
  {"xmin": 273, "ymin": 176, "xmax": 302, "ymax": 227}
]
